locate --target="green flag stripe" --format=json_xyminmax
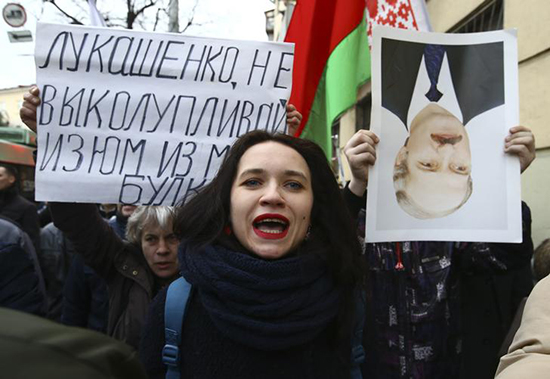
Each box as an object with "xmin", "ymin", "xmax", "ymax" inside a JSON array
[{"xmin": 300, "ymin": 18, "xmax": 371, "ymax": 159}]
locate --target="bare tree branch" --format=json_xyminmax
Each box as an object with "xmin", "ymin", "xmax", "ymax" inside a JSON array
[
  {"xmin": 43, "ymin": 0, "xmax": 198, "ymax": 32},
  {"xmin": 45, "ymin": 0, "xmax": 84, "ymax": 25},
  {"xmin": 180, "ymin": 0, "xmax": 200, "ymax": 33},
  {"xmin": 134, "ymin": 0, "xmax": 158, "ymax": 18},
  {"xmin": 153, "ymin": 7, "xmax": 164, "ymax": 31}
]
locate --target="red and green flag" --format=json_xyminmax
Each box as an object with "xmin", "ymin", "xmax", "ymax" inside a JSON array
[{"xmin": 285, "ymin": 0, "xmax": 370, "ymax": 159}]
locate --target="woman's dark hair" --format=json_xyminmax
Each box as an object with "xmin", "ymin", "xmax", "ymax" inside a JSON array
[{"xmin": 175, "ymin": 131, "xmax": 364, "ymax": 348}]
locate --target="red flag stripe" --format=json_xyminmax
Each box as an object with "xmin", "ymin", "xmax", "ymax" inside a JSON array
[{"xmin": 285, "ymin": 0, "xmax": 366, "ymax": 136}]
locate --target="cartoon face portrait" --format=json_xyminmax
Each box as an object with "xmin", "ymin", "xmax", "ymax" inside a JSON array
[{"xmin": 393, "ymin": 103, "xmax": 473, "ymax": 219}]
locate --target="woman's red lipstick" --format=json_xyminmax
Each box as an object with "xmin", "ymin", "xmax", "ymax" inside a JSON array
[{"xmin": 252, "ymin": 214, "xmax": 289, "ymax": 240}]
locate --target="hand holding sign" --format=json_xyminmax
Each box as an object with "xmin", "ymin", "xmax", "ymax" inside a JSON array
[
  {"xmin": 504, "ymin": 126, "xmax": 535, "ymax": 173},
  {"xmin": 21, "ymin": 86, "xmax": 40, "ymax": 133},
  {"xmin": 343, "ymin": 129, "xmax": 379, "ymax": 197}
]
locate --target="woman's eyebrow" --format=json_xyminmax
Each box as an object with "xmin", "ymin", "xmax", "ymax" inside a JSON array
[
  {"xmin": 238, "ymin": 168, "xmax": 265, "ymax": 179},
  {"xmin": 238, "ymin": 168, "xmax": 308, "ymax": 181},
  {"xmin": 284, "ymin": 170, "xmax": 308, "ymax": 180}
]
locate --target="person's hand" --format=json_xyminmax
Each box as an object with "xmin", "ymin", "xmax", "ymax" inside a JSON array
[
  {"xmin": 343, "ymin": 129, "xmax": 379, "ymax": 197},
  {"xmin": 504, "ymin": 125, "xmax": 535, "ymax": 173},
  {"xmin": 286, "ymin": 103, "xmax": 302, "ymax": 136},
  {"xmin": 20, "ymin": 86, "xmax": 40, "ymax": 134}
]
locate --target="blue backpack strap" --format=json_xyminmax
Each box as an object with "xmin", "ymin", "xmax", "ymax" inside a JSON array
[
  {"xmin": 163, "ymin": 277, "xmax": 192, "ymax": 379},
  {"xmin": 350, "ymin": 290, "xmax": 366, "ymax": 379}
]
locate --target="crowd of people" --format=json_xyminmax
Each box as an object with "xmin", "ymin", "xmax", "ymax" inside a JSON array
[{"xmin": 0, "ymin": 85, "xmax": 547, "ymax": 379}]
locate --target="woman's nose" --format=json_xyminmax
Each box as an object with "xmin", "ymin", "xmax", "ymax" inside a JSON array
[
  {"xmin": 259, "ymin": 183, "xmax": 284, "ymax": 206},
  {"xmin": 156, "ymin": 238, "xmax": 170, "ymax": 254}
]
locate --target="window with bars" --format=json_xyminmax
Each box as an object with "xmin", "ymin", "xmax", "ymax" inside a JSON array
[
  {"xmin": 356, "ymin": 95, "xmax": 372, "ymax": 132},
  {"xmin": 450, "ymin": 0, "xmax": 503, "ymax": 33}
]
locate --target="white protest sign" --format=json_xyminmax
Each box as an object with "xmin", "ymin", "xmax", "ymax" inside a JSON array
[{"xmin": 34, "ymin": 22, "xmax": 294, "ymax": 205}]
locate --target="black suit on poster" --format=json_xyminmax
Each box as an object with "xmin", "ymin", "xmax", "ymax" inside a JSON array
[{"xmin": 381, "ymin": 38, "xmax": 505, "ymax": 128}]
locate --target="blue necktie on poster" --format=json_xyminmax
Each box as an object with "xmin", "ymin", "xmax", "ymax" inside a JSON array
[{"xmin": 423, "ymin": 44, "xmax": 445, "ymax": 102}]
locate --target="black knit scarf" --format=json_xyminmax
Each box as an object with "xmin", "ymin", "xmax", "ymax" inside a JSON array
[{"xmin": 178, "ymin": 240, "xmax": 341, "ymax": 351}]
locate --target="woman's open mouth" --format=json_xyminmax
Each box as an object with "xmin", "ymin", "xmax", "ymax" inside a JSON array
[{"xmin": 252, "ymin": 214, "xmax": 289, "ymax": 240}]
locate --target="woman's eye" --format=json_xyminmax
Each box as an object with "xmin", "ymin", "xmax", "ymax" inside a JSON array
[
  {"xmin": 421, "ymin": 162, "xmax": 434, "ymax": 168},
  {"xmin": 243, "ymin": 179, "xmax": 261, "ymax": 187},
  {"xmin": 285, "ymin": 181, "xmax": 303, "ymax": 190}
]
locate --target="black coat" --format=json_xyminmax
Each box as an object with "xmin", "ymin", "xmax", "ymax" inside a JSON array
[
  {"xmin": 0, "ymin": 188, "xmax": 40, "ymax": 251},
  {"xmin": 61, "ymin": 254, "xmax": 109, "ymax": 333},
  {"xmin": 0, "ymin": 218, "xmax": 46, "ymax": 316}
]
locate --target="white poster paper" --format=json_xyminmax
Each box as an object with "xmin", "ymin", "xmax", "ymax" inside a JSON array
[
  {"xmin": 366, "ymin": 27, "xmax": 521, "ymax": 243},
  {"xmin": 34, "ymin": 22, "xmax": 294, "ymax": 205}
]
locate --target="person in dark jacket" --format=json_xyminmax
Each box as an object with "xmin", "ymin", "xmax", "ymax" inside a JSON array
[
  {"xmin": 343, "ymin": 126, "xmax": 535, "ymax": 379},
  {"xmin": 0, "ymin": 217, "xmax": 46, "ymax": 316},
  {"xmin": 47, "ymin": 203, "xmax": 179, "ymax": 350},
  {"xmin": 139, "ymin": 131, "xmax": 365, "ymax": 379},
  {"xmin": 39, "ymin": 221, "xmax": 75, "ymax": 320},
  {"xmin": 61, "ymin": 254, "xmax": 109, "ymax": 333},
  {"xmin": 61, "ymin": 206, "xmax": 136, "ymax": 333},
  {"xmin": 0, "ymin": 163, "xmax": 40, "ymax": 251}
]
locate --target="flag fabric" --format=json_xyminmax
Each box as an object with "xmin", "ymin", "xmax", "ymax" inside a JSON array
[
  {"xmin": 366, "ymin": 0, "xmax": 432, "ymax": 46},
  {"xmin": 285, "ymin": 0, "xmax": 370, "ymax": 159},
  {"xmin": 88, "ymin": 0, "xmax": 107, "ymax": 27}
]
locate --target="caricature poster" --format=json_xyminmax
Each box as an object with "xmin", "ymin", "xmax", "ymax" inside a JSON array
[{"xmin": 366, "ymin": 27, "xmax": 521, "ymax": 243}]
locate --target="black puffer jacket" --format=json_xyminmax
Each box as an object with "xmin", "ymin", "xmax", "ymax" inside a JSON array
[
  {"xmin": 0, "ymin": 217, "xmax": 46, "ymax": 316},
  {"xmin": 0, "ymin": 188, "xmax": 40, "ymax": 251}
]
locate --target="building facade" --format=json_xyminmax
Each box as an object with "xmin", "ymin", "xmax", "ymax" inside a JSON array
[{"xmin": 0, "ymin": 85, "xmax": 32, "ymax": 128}]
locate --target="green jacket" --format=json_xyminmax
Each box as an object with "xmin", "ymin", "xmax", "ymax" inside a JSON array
[{"xmin": 0, "ymin": 307, "xmax": 147, "ymax": 379}]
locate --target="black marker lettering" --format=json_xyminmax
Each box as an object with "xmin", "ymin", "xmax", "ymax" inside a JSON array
[
  {"xmin": 247, "ymin": 49, "xmax": 271, "ymax": 86},
  {"xmin": 274, "ymin": 52, "xmax": 293, "ymax": 89},
  {"xmin": 39, "ymin": 85, "xmax": 57, "ymax": 126},
  {"xmin": 62, "ymin": 134, "xmax": 84, "ymax": 172}
]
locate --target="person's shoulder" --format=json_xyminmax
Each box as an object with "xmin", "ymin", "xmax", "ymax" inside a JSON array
[
  {"xmin": 495, "ymin": 275, "xmax": 550, "ymax": 379},
  {"xmin": 0, "ymin": 217, "xmax": 25, "ymax": 246},
  {"xmin": 12, "ymin": 194, "xmax": 35, "ymax": 207},
  {"xmin": 0, "ymin": 307, "xmax": 148, "ymax": 379},
  {"xmin": 525, "ymin": 274, "xmax": 550, "ymax": 307}
]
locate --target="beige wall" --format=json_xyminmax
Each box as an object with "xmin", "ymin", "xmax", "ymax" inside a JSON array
[
  {"xmin": 522, "ymin": 148, "xmax": 550, "ymax": 248},
  {"xmin": 0, "ymin": 86, "xmax": 31, "ymax": 128},
  {"xmin": 518, "ymin": 50, "xmax": 550, "ymax": 149},
  {"xmin": 426, "ymin": 0, "xmax": 485, "ymax": 32},
  {"xmin": 505, "ymin": 0, "xmax": 550, "ymax": 61},
  {"xmin": 507, "ymin": 0, "xmax": 550, "ymax": 246},
  {"xmin": 338, "ymin": 109, "xmax": 357, "ymax": 182}
]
